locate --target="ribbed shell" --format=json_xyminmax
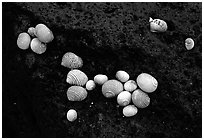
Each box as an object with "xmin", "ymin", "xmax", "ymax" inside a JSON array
[
  {"xmin": 30, "ymin": 38, "xmax": 47, "ymax": 54},
  {"xmin": 149, "ymin": 17, "xmax": 167, "ymax": 32},
  {"xmin": 185, "ymin": 38, "xmax": 194, "ymax": 50},
  {"xmin": 116, "ymin": 70, "xmax": 130, "ymax": 83},
  {"xmin": 102, "ymin": 79, "xmax": 123, "ymax": 98},
  {"xmin": 85, "ymin": 80, "xmax": 96, "ymax": 91},
  {"xmin": 124, "ymin": 80, "xmax": 137, "ymax": 92},
  {"xmin": 17, "ymin": 32, "xmax": 31, "ymax": 50},
  {"xmin": 136, "ymin": 73, "xmax": 158, "ymax": 93},
  {"xmin": 132, "ymin": 89, "xmax": 150, "ymax": 108},
  {"xmin": 94, "ymin": 74, "xmax": 108, "ymax": 85},
  {"xmin": 35, "ymin": 23, "xmax": 54, "ymax": 43},
  {"xmin": 66, "ymin": 69, "xmax": 88, "ymax": 86},
  {"xmin": 67, "ymin": 109, "xmax": 77, "ymax": 122},
  {"xmin": 67, "ymin": 86, "xmax": 88, "ymax": 101},
  {"xmin": 117, "ymin": 91, "xmax": 132, "ymax": 106},
  {"xmin": 123, "ymin": 105, "xmax": 138, "ymax": 117},
  {"xmin": 61, "ymin": 52, "xmax": 83, "ymax": 69}
]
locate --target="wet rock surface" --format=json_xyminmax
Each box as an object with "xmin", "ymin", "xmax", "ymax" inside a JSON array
[{"xmin": 2, "ymin": 2, "xmax": 201, "ymax": 138}]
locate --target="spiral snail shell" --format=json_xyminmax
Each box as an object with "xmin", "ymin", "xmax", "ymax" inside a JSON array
[
  {"xmin": 116, "ymin": 70, "xmax": 130, "ymax": 83},
  {"xmin": 94, "ymin": 74, "xmax": 108, "ymax": 85},
  {"xmin": 17, "ymin": 32, "xmax": 31, "ymax": 50},
  {"xmin": 66, "ymin": 69, "xmax": 88, "ymax": 86},
  {"xmin": 185, "ymin": 38, "xmax": 194, "ymax": 50},
  {"xmin": 67, "ymin": 109, "xmax": 77, "ymax": 122},
  {"xmin": 117, "ymin": 91, "xmax": 132, "ymax": 106},
  {"xmin": 67, "ymin": 86, "xmax": 88, "ymax": 101},
  {"xmin": 132, "ymin": 89, "xmax": 150, "ymax": 108},
  {"xmin": 149, "ymin": 17, "xmax": 167, "ymax": 32},
  {"xmin": 85, "ymin": 80, "xmax": 96, "ymax": 91},
  {"xmin": 102, "ymin": 80, "xmax": 123, "ymax": 98},
  {"xmin": 30, "ymin": 38, "xmax": 47, "ymax": 54},
  {"xmin": 124, "ymin": 80, "xmax": 137, "ymax": 92},
  {"xmin": 35, "ymin": 23, "xmax": 54, "ymax": 43},
  {"xmin": 123, "ymin": 105, "xmax": 138, "ymax": 117},
  {"xmin": 61, "ymin": 52, "xmax": 83, "ymax": 69}
]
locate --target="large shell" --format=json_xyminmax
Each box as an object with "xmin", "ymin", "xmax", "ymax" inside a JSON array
[
  {"xmin": 185, "ymin": 38, "xmax": 194, "ymax": 50},
  {"xmin": 61, "ymin": 52, "xmax": 83, "ymax": 69},
  {"xmin": 94, "ymin": 74, "xmax": 108, "ymax": 85},
  {"xmin": 35, "ymin": 23, "xmax": 54, "ymax": 43},
  {"xmin": 149, "ymin": 17, "xmax": 167, "ymax": 32},
  {"xmin": 17, "ymin": 32, "xmax": 31, "ymax": 50},
  {"xmin": 66, "ymin": 69, "xmax": 88, "ymax": 86},
  {"xmin": 136, "ymin": 73, "xmax": 158, "ymax": 93},
  {"xmin": 132, "ymin": 89, "xmax": 150, "ymax": 108},
  {"xmin": 124, "ymin": 80, "xmax": 137, "ymax": 92},
  {"xmin": 67, "ymin": 86, "xmax": 88, "ymax": 101},
  {"xmin": 30, "ymin": 38, "xmax": 47, "ymax": 54},
  {"xmin": 67, "ymin": 109, "xmax": 77, "ymax": 122},
  {"xmin": 116, "ymin": 70, "xmax": 130, "ymax": 83},
  {"xmin": 117, "ymin": 91, "xmax": 132, "ymax": 106},
  {"xmin": 102, "ymin": 80, "xmax": 123, "ymax": 98},
  {"xmin": 123, "ymin": 105, "xmax": 138, "ymax": 117},
  {"xmin": 27, "ymin": 27, "xmax": 36, "ymax": 37},
  {"xmin": 85, "ymin": 80, "xmax": 96, "ymax": 91}
]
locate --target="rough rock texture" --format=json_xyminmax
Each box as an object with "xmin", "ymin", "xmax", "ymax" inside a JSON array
[{"xmin": 2, "ymin": 2, "xmax": 201, "ymax": 138}]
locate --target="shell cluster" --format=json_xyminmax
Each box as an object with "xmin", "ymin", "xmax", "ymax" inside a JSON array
[
  {"xmin": 61, "ymin": 52, "xmax": 83, "ymax": 69},
  {"xmin": 149, "ymin": 17, "xmax": 168, "ymax": 32}
]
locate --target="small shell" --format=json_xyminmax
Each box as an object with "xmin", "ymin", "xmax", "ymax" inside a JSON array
[
  {"xmin": 123, "ymin": 105, "xmax": 138, "ymax": 117},
  {"xmin": 136, "ymin": 73, "xmax": 158, "ymax": 93},
  {"xmin": 30, "ymin": 38, "xmax": 47, "ymax": 54},
  {"xmin": 149, "ymin": 17, "xmax": 167, "ymax": 32},
  {"xmin": 116, "ymin": 70, "xmax": 130, "ymax": 83},
  {"xmin": 61, "ymin": 52, "xmax": 83, "ymax": 69},
  {"xmin": 17, "ymin": 32, "xmax": 31, "ymax": 50},
  {"xmin": 117, "ymin": 91, "xmax": 132, "ymax": 106},
  {"xmin": 132, "ymin": 89, "xmax": 150, "ymax": 108},
  {"xmin": 185, "ymin": 38, "xmax": 194, "ymax": 50},
  {"xmin": 85, "ymin": 80, "xmax": 96, "ymax": 91},
  {"xmin": 94, "ymin": 74, "xmax": 108, "ymax": 85},
  {"xmin": 67, "ymin": 86, "xmax": 88, "ymax": 101},
  {"xmin": 35, "ymin": 23, "xmax": 54, "ymax": 43},
  {"xmin": 102, "ymin": 80, "xmax": 123, "ymax": 98},
  {"xmin": 66, "ymin": 69, "xmax": 88, "ymax": 86},
  {"xmin": 27, "ymin": 27, "xmax": 36, "ymax": 37},
  {"xmin": 124, "ymin": 80, "xmax": 137, "ymax": 92},
  {"xmin": 67, "ymin": 109, "xmax": 77, "ymax": 122}
]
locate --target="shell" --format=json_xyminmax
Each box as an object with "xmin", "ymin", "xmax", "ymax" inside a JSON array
[
  {"xmin": 117, "ymin": 91, "xmax": 132, "ymax": 106},
  {"xmin": 67, "ymin": 109, "xmax": 77, "ymax": 122},
  {"xmin": 116, "ymin": 70, "xmax": 130, "ymax": 83},
  {"xmin": 132, "ymin": 89, "xmax": 150, "ymax": 108},
  {"xmin": 94, "ymin": 74, "xmax": 108, "ymax": 85},
  {"xmin": 124, "ymin": 80, "xmax": 137, "ymax": 92},
  {"xmin": 17, "ymin": 32, "xmax": 31, "ymax": 50},
  {"xmin": 30, "ymin": 38, "xmax": 47, "ymax": 54},
  {"xmin": 61, "ymin": 52, "xmax": 83, "ymax": 69},
  {"xmin": 185, "ymin": 38, "xmax": 194, "ymax": 50},
  {"xmin": 35, "ymin": 23, "xmax": 54, "ymax": 43},
  {"xmin": 123, "ymin": 105, "xmax": 138, "ymax": 117},
  {"xmin": 66, "ymin": 69, "xmax": 88, "ymax": 86},
  {"xmin": 85, "ymin": 80, "xmax": 96, "ymax": 91},
  {"xmin": 27, "ymin": 27, "xmax": 36, "ymax": 37},
  {"xmin": 67, "ymin": 86, "xmax": 88, "ymax": 101},
  {"xmin": 149, "ymin": 17, "xmax": 167, "ymax": 32},
  {"xmin": 136, "ymin": 73, "xmax": 158, "ymax": 93},
  {"xmin": 102, "ymin": 79, "xmax": 123, "ymax": 98}
]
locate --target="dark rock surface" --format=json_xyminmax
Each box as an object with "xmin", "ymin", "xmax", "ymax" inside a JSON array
[{"xmin": 2, "ymin": 2, "xmax": 202, "ymax": 138}]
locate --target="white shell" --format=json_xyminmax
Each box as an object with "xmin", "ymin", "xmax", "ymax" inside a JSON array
[
  {"xmin": 66, "ymin": 69, "xmax": 88, "ymax": 86},
  {"xmin": 117, "ymin": 91, "xmax": 132, "ymax": 106},
  {"xmin": 61, "ymin": 52, "xmax": 83, "ymax": 69},
  {"xmin": 17, "ymin": 32, "xmax": 31, "ymax": 50},
  {"xmin": 185, "ymin": 38, "xmax": 194, "ymax": 50},
  {"xmin": 124, "ymin": 80, "xmax": 137, "ymax": 92},
  {"xmin": 85, "ymin": 80, "xmax": 96, "ymax": 91},
  {"xmin": 27, "ymin": 27, "xmax": 36, "ymax": 37},
  {"xmin": 35, "ymin": 23, "xmax": 54, "ymax": 43},
  {"xmin": 67, "ymin": 86, "xmax": 88, "ymax": 101},
  {"xmin": 30, "ymin": 38, "xmax": 47, "ymax": 54},
  {"xmin": 132, "ymin": 89, "xmax": 150, "ymax": 108},
  {"xmin": 123, "ymin": 105, "xmax": 138, "ymax": 117},
  {"xmin": 94, "ymin": 74, "xmax": 108, "ymax": 85},
  {"xmin": 67, "ymin": 109, "xmax": 77, "ymax": 122},
  {"xmin": 149, "ymin": 17, "xmax": 167, "ymax": 32},
  {"xmin": 116, "ymin": 70, "xmax": 130, "ymax": 83},
  {"xmin": 102, "ymin": 80, "xmax": 123, "ymax": 98},
  {"xmin": 136, "ymin": 73, "xmax": 158, "ymax": 93}
]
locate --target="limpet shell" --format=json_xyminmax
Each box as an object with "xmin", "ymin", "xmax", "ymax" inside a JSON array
[
  {"xmin": 117, "ymin": 91, "xmax": 132, "ymax": 106},
  {"xmin": 102, "ymin": 79, "xmax": 123, "ymax": 98},
  {"xmin": 30, "ymin": 38, "xmax": 47, "ymax": 54},
  {"xmin": 17, "ymin": 32, "xmax": 31, "ymax": 50},
  {"xmin": 61, "ymin": 52, "xmax": 83, "ymax": 69},
  {"xmin": 132, "ymin": 89, "xmax": 150, "ymax": 108},
  {"xmin": 27, "ymin": 27, "xmax": 36, "ymax": 37},
  {"xmin": 124, "ymin": 80, "xmax": 137, "ymax": 92},
  {"xmin": 123, "ymin": 105, "xmax": 138, "ymax": 117},
  {"xmin": 94, "ymin": 74, "xmax": 108, "ymax": 85},
  {"xmin": 149, "ymin": 17, "xmax": 167, "ymax": 32},
  {"xmin": 85, "ymin": 80, "xmax": 96, "ymax": 91},
  {"xmin": 35, "ymin": 23, "xmax": 54, "ymax": 43},
  {"xmin": 116, "ymin": 70, "xmax": 130, "ymax": 83},
  {"xmin": 67, "ymin": 86, "xmax": 88, "ymax": 101},
  {"xmin": 136, "ymin": 73, "xmax": 158, "ymax": 93},
  {"xmin": 67, "ymin": 109, "xmax": 77, "ymax": 122},
  {"xmin": 66, "ymin": 69, "xmax": 88, "ymax": 86},
  {"xmin": 185, "ymin": 38, "xmax": 194, "ymax": 50}
]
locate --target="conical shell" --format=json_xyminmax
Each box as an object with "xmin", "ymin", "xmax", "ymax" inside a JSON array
[
  {"xmin": 66, "ymin": 69, "xmax": 88, "ymax": 86},
  {"xmin": 123, "ymin": 105, "xmax": 138, "ymax": 117},
  {"xmin": 136, "ymin": 73, "xmax": 158, "ymax": 93},
  {"xmin": 17, "ymin": 32, "xmax": 31, "ymax": 50},
  {"xmin": 30, "ymin": 38, "xmax": 47, "ymax": 54},
  {"xmin": 185, "ymin": 38, "xmax": 194, "ymax": 50},
  {"xmin": 67, "ymin": 86, "xmax": 88, "ymax": 101},
  {"xmin": 117, "ymin": 91, "xmax": 132, "ymax": 106},
  {"xmin": 132, "ymin": 89, "xmax": 150, "ymax": 108},
  {"xmin": 35, "ymin": 23, "xmax": 54, "ymax": 43},
  {"xmin": 67, "ymin": 109, "xmax": 77, "ymax": 122},
  {"xmin": 124, "ymin": 80, "xmax": 137, "ymax": 92},
  {"xmin": 94, "ymin": 74, "xmax": 108, "ymax": 85},
  {"xmin": 149, "ymin": 17, "xmax": 167, "ymax": 32},
  {"xmin": 61, "ymin": 52, "xmax": 83, "ymax": 69},
  {"xmin": 85, "ymin": 80, "xmax": 96, "ymax": 91},
  {"xmin": 116, "ymin": 70, "xmax": 130, "ymax": 83},
  {"xmin": 102, "ymin": 80, "xmax": 123, "ymax": 98}
]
